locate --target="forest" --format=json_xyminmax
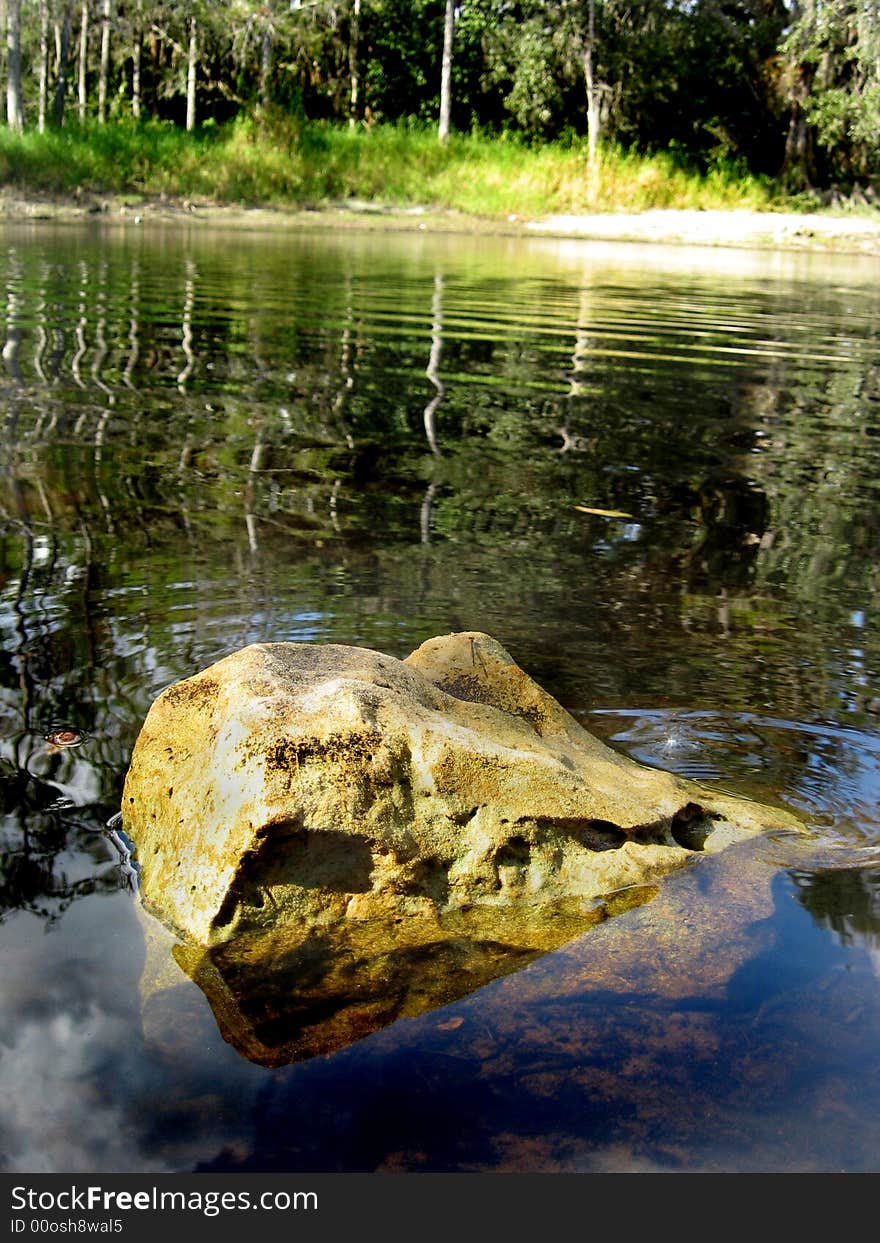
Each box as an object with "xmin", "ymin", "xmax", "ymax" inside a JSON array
[{"xmin": 1, "ymin": 3, "xmax": 880, "ymax": 207}]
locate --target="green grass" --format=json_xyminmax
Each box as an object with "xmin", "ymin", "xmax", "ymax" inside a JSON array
[{"xmin": 0, "ymin": 115, "xmax": 782, "ymax": 215}]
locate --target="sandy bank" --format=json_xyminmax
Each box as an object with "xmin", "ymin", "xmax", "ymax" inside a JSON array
[
  {"xmin": 527, "ymin": 208, "xmax": 880, "ymax": 253},
  {"xmin": 2, "ymin": 188, "xmax": 880, "ymax": 255}
]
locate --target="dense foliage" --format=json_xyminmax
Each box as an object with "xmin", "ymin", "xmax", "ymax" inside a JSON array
[{"xmin": 2, "ymin": 1, "xmax": 879, "ymax": 192}]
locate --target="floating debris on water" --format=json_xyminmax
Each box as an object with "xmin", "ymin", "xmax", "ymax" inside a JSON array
[{"xmin": 43, "ymin": 723, "xmax": 88, "ymax": 752}]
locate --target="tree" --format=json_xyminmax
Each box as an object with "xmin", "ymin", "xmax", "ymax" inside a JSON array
[
  {"xmin": 778, "ymin": 0, "xmax": 819, "ymax": 187},
  {"xmin": 258, "ymin": 11, "xmax": 272, "ymax": 110},
  {"xmin": 557, "ymin": 1, "xmax": 655, "ymax": 159},
  {"xmin": 583, "ymin": 0, "xmax": 600, "ymax": 167},
  {"xmin": 782, "ymin": 0, "xmax": 880, "ymax": 185},
  {"xmin": 0, "ymin": 0, "xmax": 861, "ymax": 192},
  {"xmin": 52, "ymin": 2, "xmax": 73, "ymax": 126},
  {"xmin": 38, "ymin": 0, "xmax": 49, "ymax": 131},
  {"xmin": 348, "ymin": 0, "xmax": 360, "ymax": 125},
  {"xmin": 77, "ymin": 0, "xmax": 88, "ymax": 120},
  {"xmin": 142, "ymin": 1, "xmax": 216, "ymax": 128},
  {"xmin": 6, "ymin": 0, "xmax": 23, "ymax": 132},
  {"xmin": 186, "ymin": 13, "xmax": 196, "ymax": 130},
  {"xmin": 661, "ymin": 1, "xmax": 788, "ymax": 176},
  {"xmin": 438, "ymin": 0, "xmax": 454, "ymax": 141},
  {"xmin": 129, "ymin": 0, "xmax": 142, "ymax": 118},
  {"xmin": 97, "ymin": 0, "xmax": 110, "ymax": 122},
  {"xmin": 359, "ymin": 0, "xmax": 439, "ymax": 126}
]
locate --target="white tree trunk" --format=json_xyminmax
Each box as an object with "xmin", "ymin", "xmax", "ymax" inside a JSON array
[
  {"xmin": 6, "ymin": 0, "xmax": 23, "ymax": 133},
  {"xmin": 438, "ymin": 0, "xmax": 454, "ymax": 143},
  {"xmin": 77, "ymin": 0, "xmax": 88, "ymax": 121},
  {"xmin": 186, "ymin": 16, "xmax": 197, "ymax": 131},
  {"xmin": 348, "ymin": 0, "xmax": 360, "ymax": 128},
  {"xmin": 131, "ymin": 0, "xmax": 141, "ymax": 119},
  {"xmin": 584, "ymin": 0, "xmax": 599, "ymax": 170},
  {"xmin": 97, "ymin": 0, "xmax": 110, "ymax": 123},
  {"xmin": 38, "ymin": 0, "xmax": 49, "ymax": 132}
]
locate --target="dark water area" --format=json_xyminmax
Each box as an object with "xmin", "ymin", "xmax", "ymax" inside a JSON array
[{"xmin": 1, "ymin": 220, "xmax": 879, "ymax": 1173}]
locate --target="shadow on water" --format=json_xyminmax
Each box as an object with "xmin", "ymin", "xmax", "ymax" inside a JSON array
[{"xmin": 1, "ymin": 223, "xmax": 880, "ymax": 1171}]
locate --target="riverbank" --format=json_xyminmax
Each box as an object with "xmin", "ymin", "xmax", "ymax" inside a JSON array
[
  {"xmin": 3, "ymin": 186, "xmax": 880, "ymax": 255},
  {"xmin": 3, "ymin": 118, "xmax": 880, "ymax": 253}
]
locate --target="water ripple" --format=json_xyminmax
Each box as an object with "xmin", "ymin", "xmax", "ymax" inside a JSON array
[{"xmin": 587, "ymin": 708, "xmax": 880, "ymax": 847}]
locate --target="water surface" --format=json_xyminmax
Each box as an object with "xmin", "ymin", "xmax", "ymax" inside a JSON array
[{"xmin": 1, "ymin": 219, "xmax": 879, "ymax": 1172}]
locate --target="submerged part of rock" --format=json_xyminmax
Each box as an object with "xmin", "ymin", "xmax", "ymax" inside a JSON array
[
  {"xmin": 135, "ymin": 880, "xmax": 656, "ymax": 1068},
  {"xmin": 123, "ymin": 631, "xmax": 801, "ymax": 1065}
]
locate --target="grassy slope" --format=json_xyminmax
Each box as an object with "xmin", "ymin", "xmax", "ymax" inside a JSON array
[{"xmin": 0, "ymin": 116, "xmax": 782, "ymax": 216}]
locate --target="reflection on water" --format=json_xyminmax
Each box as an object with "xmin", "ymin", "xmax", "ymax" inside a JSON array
[
  {"xmin": 0, "ymin": 727, "xmax": 121, "ymax": 926},
  {"xmin": 155, "ymin": 884, "xmax": 656, "ymax": 1069},
  {"xmin": 1, "ymin": 222, "xmax": 880, "ymax": 1171},
  {"xmin": 792, "ymin": 864, "xmax": 880, "ymax": 949},
  {"xmin": 186, "ymin": 849, "xmax": 880, "ymax": 1175}
]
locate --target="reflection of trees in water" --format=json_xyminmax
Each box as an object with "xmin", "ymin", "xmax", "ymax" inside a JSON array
[
  {"xmin": 0, "ymin": 730, "xmax": 130, "ymax": 925},
  {"xmin": 790, "ymin": 867, "xmax": 880, "ymax": 949},
  {"xmin": 0, "ymin": 590, "xmax": 135, "ymax": 919},
  {"xmin": 423, "ymin": 272, "xmax": 445, "ymax": 458},
  {"xmin": 684, "ymin": 475, "xmax": 770, "ymax": 594},
  {"xmin": 0, "ymin": 447, "xmax": 147, "ymax": 924},
  {"xmin": 0, "ymin": 802, "xmax": 124, "ymax": 925},
  {"xmin": 1, "ymin": 245, "xmax": 878, "ymax": 604},
  {"xmin": 0, "ymin": 234, "xmax": 877, "ymax": 877}
]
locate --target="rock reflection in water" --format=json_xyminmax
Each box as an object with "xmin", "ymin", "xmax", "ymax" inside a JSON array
[
  {"xmin": 147, "ymin": 886, "xmax": 657, "ymax": 1068},
  {"xmin": 193, "ymin": 839, "xmax": 880, "ymax": 1174}
]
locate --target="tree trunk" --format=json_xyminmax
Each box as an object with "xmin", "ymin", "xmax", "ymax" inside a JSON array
[
  {"xmin": 437, "ymin": 0, "xmax": 454, "ymax": 143},
  {"xmin": 782, "ymin": 85, "xmax": 815, "ymax": 190},
  {"xmin": 52, "ymin": 5, "xmax": 72, "ymax": 126},
  {"xmin": 6, "ymin": 0, "xmax": 23, "ymax": 133},
  {"xmin": 583, "ymin": 0, "xmax": 600, "ymax": 171},
  {"xmin": 781, "ymin": 0, "xmax": 817, "ymax": 189},
  {"xmin": 131, "ymin": 0, "xmax": 141, "ymax": 119},
  {"xmin": 97, "ymin": 0, "xmax": 110, "ymax": 123},
  {"xmin": 259, "ymin": 24, "xmax": 272, "ymax": 111},
  {"xmin": 348, "ymin": 0, "xmax": 360, "ymax": 128},
  {"xmin": 38, "ymin": 0, "xmax": 49, "ymax": 132},
  {"xmin": 186, "ymin": 17, "xmax": 197, "ymax": 132},
  {"xmin": 0, "ymin": 0, "xmax": 6, "ymax": 125},
  {"xmin": 77, "ymin": 0, "xmax": 88, "ymax": 121}
]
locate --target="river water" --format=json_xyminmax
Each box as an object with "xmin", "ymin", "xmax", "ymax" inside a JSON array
[{"xmin": 1, "ymin": 219, "xmax": 879, "ymax": 1173}]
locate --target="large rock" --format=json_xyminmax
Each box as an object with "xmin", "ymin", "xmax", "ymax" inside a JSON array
[
  {"xmin": 125, "ymin": 631, "xmax": 802, "ymax": 1066},
  {"xmin": 123, "ymin": 631, "xmax": 800, "ymax": 951}
]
